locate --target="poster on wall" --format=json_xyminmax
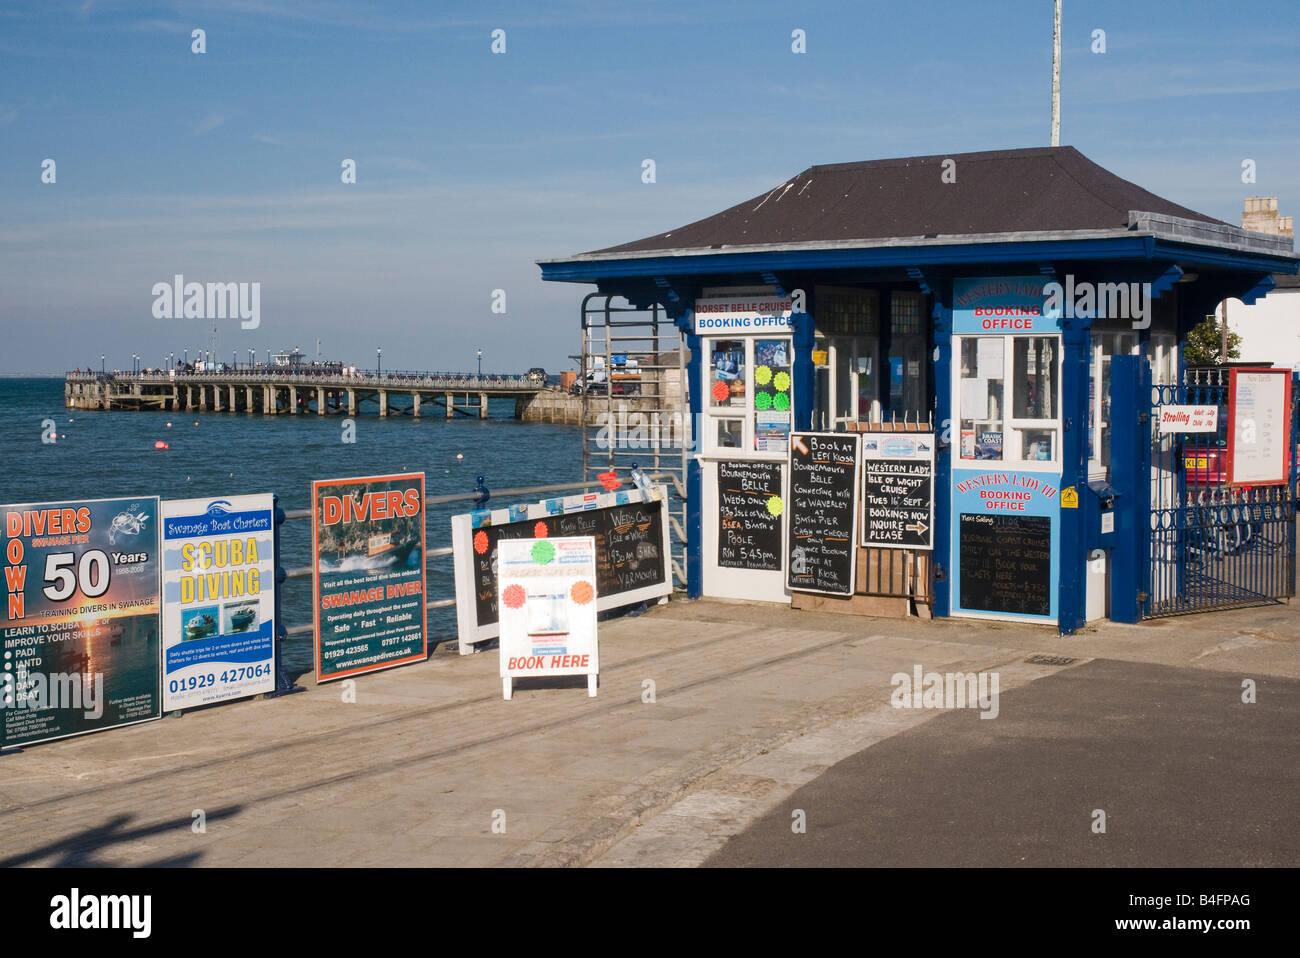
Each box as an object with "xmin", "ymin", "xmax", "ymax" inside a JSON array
[
  {"xmin": 450, "ymin": 486, "xmax": 671, "ymax": 652},
  {"xmin": 497, "ymin": 536, "xmax": 599, "ymax": 699},
  {"xmin": 311, "ymin": 473, "xmax": 427, "ymax": 682},
  {"xmin": 161, "ymin": 495, "xmax": 275, "ymax": 710},
  {"xmin": 716, "ymin": 461, "xmax": 784, "ymax": 571},
  {"xmin": 951, "ymin": 471, "xmax": 1060, "ymax": 620},
  {"xmin": 787, "ymin": 433, "xmax": 860, "ymax": 596},
  {"xmin": 1227, "ymin": 368, "xmax": 1292, "ymax": 486},
  {"xmin": 860, "ymin": 433, "xmax": 935, "ymax": 550},
  {"xmin": 2, "ymin": 496, "xmax": 162, "ymax": 749}
]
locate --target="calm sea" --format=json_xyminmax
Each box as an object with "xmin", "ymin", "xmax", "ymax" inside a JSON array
[{"xmin": 0, "ymin": 377, "xmax": 585, "ymax": 674}]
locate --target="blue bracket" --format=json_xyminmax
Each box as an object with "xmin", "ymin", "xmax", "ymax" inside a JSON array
[
  {"xmin": 265, "ymin": 495, "xmax": 304, "ymax": 698},
  {"xmin": 1149, "ymin": 264, "xmax": 1183, "ymax": 300},
  {"xmin": 652, "ymin": 276, "xmax": 680, "ymax": 304},
  {"xmin": 761, "ymin": 272, "xmax": 787, "ymax": 297},
  {"xmin": 905, "ymin": 266, "xmax": 931, "ymax": 295},
  {"xmin": 1239, "ymin": 273, "xmax": 1276, "ymax": 306}
]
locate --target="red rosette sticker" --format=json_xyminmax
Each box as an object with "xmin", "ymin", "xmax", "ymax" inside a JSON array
[
  {"xmin": 598, "ymin": 471, "xmax": 621, "ymax": 491},
  {"xmin": 473, "ymin": 530, "xmax": 489, "ymax": 554},
  {"xmin": 533, "ymin": 521, "xmax": 548, "ymax": 539},
  {"xmin": 570, "ymin": 580, "xmax": 595, "ymax": 605},
  {"xmin": 712, "ymin": 380, "xmax": 730, "ymax": 402},
  {"xmin": 502, "ymin": 583, "xmax": 526, "ymax": 609}
]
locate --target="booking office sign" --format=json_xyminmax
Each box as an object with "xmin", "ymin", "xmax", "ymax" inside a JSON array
[
  {"xmin": 161, "ymin": 495, "xmax": 276, "ymax": 710},
  {"xmin": 1, "ymin": 497, "xmax": 162, "ymax": 749}
]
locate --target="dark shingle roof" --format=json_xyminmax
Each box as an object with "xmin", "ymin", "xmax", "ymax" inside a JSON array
[{"xmin": 591, "ymin": 146, "xmax": 1226, "ymax": 256}]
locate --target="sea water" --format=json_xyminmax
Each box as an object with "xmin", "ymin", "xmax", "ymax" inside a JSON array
[{"xmin": 0, "ymin": 377, "xmax": 584, "ymax": 675}]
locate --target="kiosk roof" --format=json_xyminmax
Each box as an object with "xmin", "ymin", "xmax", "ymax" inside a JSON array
[{"xmin": 590, "ymin": 147, "xmax": 1226, "ymax": 256}]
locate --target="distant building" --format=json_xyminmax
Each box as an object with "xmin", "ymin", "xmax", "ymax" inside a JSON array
[
  {"xmin": 272, "ymin": 347, "xmax": 306, "ymax": 367},
  {"xmin": 1222, "ymin": 198, "xmax": 1299, "ymax": 369}
]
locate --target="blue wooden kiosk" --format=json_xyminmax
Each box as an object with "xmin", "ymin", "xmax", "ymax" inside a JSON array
[{"xmin": 540, "ymin": 147, "xmax": 1299, "ymax": 633}]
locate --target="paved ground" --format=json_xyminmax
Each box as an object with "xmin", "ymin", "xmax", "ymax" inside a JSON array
[{"xmin": 1, "ymin": 597, "xmax": 1296, "ymax": 867}]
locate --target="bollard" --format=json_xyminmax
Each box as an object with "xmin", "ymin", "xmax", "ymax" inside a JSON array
[{"xmin": 265, "ymin": 495, "xmax": 305, "ymax": 698}]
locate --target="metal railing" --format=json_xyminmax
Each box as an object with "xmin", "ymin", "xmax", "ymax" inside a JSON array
[
  {"xmin": 274, "ymin": 472, "xmax": 688, "ymax": 641},
  {"xmin": 66, "ymin": 370, "xmax": 547, "ymax": 391}
]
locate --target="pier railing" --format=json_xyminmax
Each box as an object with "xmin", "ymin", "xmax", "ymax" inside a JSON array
[{"xmin": 66, "ymin": 369, "xmax": 546, "ymax": 391}]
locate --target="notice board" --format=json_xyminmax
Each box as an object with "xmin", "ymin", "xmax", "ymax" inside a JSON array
[
  {"xmin": 860, "ymin": 433, "xmax": 935, "ymax": 549},
  {"xmin": 452, "ymin": 486, "xmax": 671, "ymax": 650},
  {"xmin": 716, "ymin": 461, "xmax": 784, "ymax": 571},
  {"xmin": 1227, "ymin": 368, "xmax": 1292, "ymax": 486},
  {"xmin": 958, "ymin": 513, "xmax": 1052, "ymax": 617},
  {"xmin": 2, "ymin": 496, "xmax": 162, "ymax": 750},
  {"xmin": 787, "ymin": 432, "xmax": 860, "ymax": 595},
  {"xmin": 311, "ymin": 473, "xmax": 428, "ymax": 682}
]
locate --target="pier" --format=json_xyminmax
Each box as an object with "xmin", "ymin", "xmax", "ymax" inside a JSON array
[{"xmin": 65, "ymin": 368, "xmax": 549, "ymax": 420}]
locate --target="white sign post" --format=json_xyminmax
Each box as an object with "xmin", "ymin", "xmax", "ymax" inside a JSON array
[{"xmin": 497, "ymin": 536, "xmax": 599, "ymax": 700}]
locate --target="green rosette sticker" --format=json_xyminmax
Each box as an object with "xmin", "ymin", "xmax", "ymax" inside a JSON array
[
  {"xmin": 754, "ymin": 391, "xmax": 773, "ymax": 411},
  {"xmin": 772, "ymin": 392, "xmax": 791, "ymax": 411},
  {"xmin": 531, "ymin": 539, "xmax": 555, "ymax": 565}
]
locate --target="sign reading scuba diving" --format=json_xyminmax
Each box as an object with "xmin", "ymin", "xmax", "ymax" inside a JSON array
[
  {"xmin": 311, "ymin": 473, "xmax": 427, "ymax": 682},
  {"xmin": 161, "ymin": 495, "xmax": 275, "ymax": 710},
  {"xmin": 1, "ymin": 496, "xmax": 162, "ymax": 750}
]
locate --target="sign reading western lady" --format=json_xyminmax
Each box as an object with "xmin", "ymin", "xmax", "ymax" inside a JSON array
[
  {"xmin": 951, "ymin": 277, "xmax": 1063, "ymax": 623},
  {"xmin": 311, "ymin": 473, "xmax": 427, "ymax": 682}
]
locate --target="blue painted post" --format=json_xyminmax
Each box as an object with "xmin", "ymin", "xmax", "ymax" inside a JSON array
[
  {"xmin": 265, "ymin": 495, "xmax": 303, "ymax": 697},
  {"xmin": 1107, "ymin": 355, "xmax": 1147, "ymax": 622},
  {"xmin": 1058, "ymin": 316, "xmax": 1092, "ymax": 634},
  {"xmin": 792, "ymin": 311, "xmax": 815, "ymax": 432},
  {"xmin": 677, "ymin": 316, "xmax": 704, "ymax": 598},
  {"xmin": 930, "ymin": 281, "xmax": 953, "ymax": 617}
]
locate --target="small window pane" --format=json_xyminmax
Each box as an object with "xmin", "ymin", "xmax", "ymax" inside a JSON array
[
  {"xmin": 1013, "ymin": 337, "xmax": 1057, "ymax": 420},
  {"xmin": 710, "ymin": 341, "xmax": 745, "ymax": 408},
  {"xmin": 958, "ymin": 337, "xmax": 1004, "ymax": 460}
]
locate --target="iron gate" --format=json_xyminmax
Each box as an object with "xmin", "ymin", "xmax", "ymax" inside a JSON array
[{"xmin": 1145, "ymin": 367, "xmax": 1297, "ymax": 617}]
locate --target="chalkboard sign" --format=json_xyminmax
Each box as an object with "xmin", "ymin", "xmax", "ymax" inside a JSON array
[
  {"xmin": 860, "ymin": 433, "xmax": 935, "ymax": 550},
  {"xmin": 452, "ymin": 487, "xmax": 672, "ymax": 649},
  {"xmin": 717, "ymin": 461, "xmax": 783, "ymax": 571},
  {"xmin": 787, "ymin": 432, "xmax": 860, "ymax": 595},
  {"xmin": 958, "ymin": 513, "xmax": 1051, "ymax": 616}
]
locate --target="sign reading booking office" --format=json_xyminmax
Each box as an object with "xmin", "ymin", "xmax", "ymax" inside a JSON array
[{"xmin": 693, "ymin": 296, "xmax": 793, "ymax": 334}]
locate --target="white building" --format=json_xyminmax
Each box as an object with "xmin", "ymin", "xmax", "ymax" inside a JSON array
[{"xmin": 1222, "ymin": 198, "xmax": 1299, "ymax": 369}]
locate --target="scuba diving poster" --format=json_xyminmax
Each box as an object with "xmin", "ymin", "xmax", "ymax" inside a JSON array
[
  {"xmin": 160, "ymin": 494, "xmax": 276, "ymax": 711},
  {"xmin": 1, "ymin": 496, "xmax": 162, "ymax": 749},
  {"xmin": 312, "ymin": 473, "xmax": 427, "ymax": 682}
]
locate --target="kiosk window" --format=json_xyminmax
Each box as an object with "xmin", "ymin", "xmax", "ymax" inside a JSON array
[
  {"xmin": 702, "ymin": 335, "xmax": 793, "ymax": 456},
  {"xmin": 710, "ymin": 341, "xmax": 745, "ymax": 408},
  {"xmin": 958, "ymin": 337, "xmax": 1005, "ymax": 460},
  {"xmin": 957, "ymin": 334, "xmax": 1060, "ymax": 464}
]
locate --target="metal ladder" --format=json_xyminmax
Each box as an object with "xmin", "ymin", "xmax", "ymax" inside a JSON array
[{"xmin": 579, "ymin": 294, "xmax": 690, "ymax": 588}]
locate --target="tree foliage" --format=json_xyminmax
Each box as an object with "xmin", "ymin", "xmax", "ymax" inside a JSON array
[{"xmin": 1183, "ymin": 314, "xmax": 1241, "ymax": 366}]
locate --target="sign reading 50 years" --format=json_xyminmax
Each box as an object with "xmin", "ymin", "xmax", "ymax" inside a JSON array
[
  {"xmin": 2, "ymin": 497, "xmax": 163, "ymax": 750},
  {"xmin": 161, "ymin": 495, "xmax": 276, "ymax": 710}
]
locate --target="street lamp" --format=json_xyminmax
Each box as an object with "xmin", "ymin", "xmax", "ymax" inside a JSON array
[
  {"xmin": 377, "ymin": 347, "xmax": 382, "ymax": 378},
  {"xmin": 100, "ymin": 354, "xmax": 105, "ymax": 375},
  {"xmin": 477, "ymin": 348, "xmax": 483, "ymax": 379}
]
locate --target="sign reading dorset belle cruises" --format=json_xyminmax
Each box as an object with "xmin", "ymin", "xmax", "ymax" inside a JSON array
[
  {"xmin": 2, "ymin": 496, "xmax": 163, "ymax": 749},
  {"xmin": 312, "ymin": 473, "xmax": 427, "ymax": 682},
  {"xmin": 693, "ymin": 295, "xmax": 793, "ymax": 335}
]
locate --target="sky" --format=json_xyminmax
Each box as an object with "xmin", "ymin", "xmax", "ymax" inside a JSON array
[{"xmin": 1, "ymin": 0, "xmax": 1297, "ymax": 375}]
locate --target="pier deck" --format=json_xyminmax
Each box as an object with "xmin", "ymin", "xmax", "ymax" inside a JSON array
[
  {"xmin": 1, "ymin": 598, "xmax": 1296, "ymax": 867},
  {"xmin": 64, "ymin": 370, "xmax": 549, "ymax": 419}
]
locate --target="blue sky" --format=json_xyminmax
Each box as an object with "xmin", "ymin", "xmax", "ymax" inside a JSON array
[{"xmin": 2, "ymin": 0, "xmax": 1297, "ymax": 375}]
